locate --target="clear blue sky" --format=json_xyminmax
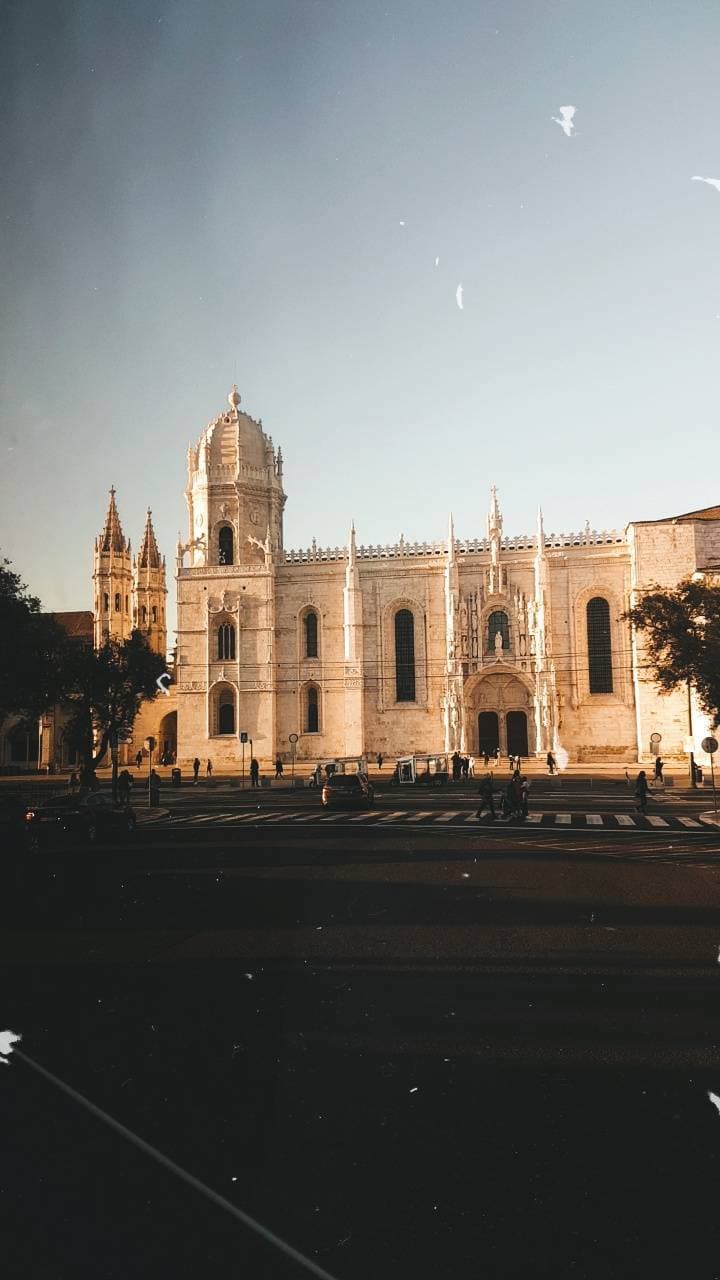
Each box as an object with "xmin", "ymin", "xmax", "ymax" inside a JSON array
[{"xmin": 2, "ymin": 0, "xmax": 720, "ymax": 630}]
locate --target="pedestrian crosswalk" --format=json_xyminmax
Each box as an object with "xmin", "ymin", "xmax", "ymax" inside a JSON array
[{"xmin": 165, "ymin": 807, "xmax": 711, "ymax": 833}]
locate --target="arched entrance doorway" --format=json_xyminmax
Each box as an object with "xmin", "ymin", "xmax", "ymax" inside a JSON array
[
  {"xmin": 466, "ymin": 671, "xmax": 536, "ymax": 758},
  {"xmin": 478, "ymin": 712, "xmax": 500, "ymax": 756},
  {"xmin": 158, "ymin": 711, "xmax": 177, "ymax": 764},
  {"xmin": 506, "ymin": 710, "xmax": 529, "ymax": 758}
]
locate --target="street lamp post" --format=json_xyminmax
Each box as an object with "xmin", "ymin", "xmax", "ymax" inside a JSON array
[{"xmin": 688, "ymin": 679, "xmax": 697, "ymax": 789}]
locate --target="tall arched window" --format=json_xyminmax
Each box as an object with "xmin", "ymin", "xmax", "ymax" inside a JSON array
[
  {"xmin": 218, "ymin": 526, "xmax": 234, "ymax": 566},
  {"xmin": 141, "ymin": 605, "xmax": 147, "ymax": 625},
  {"xmin": 487, "ymin": 611, "xmax": 510, "ymax": 651},
  {"xmin": 104, "ymin": 593, "xmax": 109, "ymax": 613},
  {"xmin": 304, "ymin": 610, "xmax": 318, "ymax": 658},
  {"xmin": 306, "ymin": 684, "xmax": 319, "ymax": 733},
  {"xmin": 114, "ymin": 593, "xmax": 121, "ymax": 612},
  {"xmin": 218, "ymin": 623, "xmax": 236, "ymax": 661},
  {"xmin": 152, "ymin": 606, "xmax": 157, "ymax": 624},
  {"xmin": 217, "ymin": 691, "xmax": 235, "ymax": 734},
  {"xmin": 395, "ymin": 609, "xmax": 416, "ymax": 702},
  {"xmin": 587, "ymin": 597, "xmax": 613, "ymax": 693}
]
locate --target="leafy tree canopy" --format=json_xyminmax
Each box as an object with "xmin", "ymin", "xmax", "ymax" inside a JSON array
[
  {"xmin": 62, "ymin": 631, "xmax": 166, "ymax": 781},
  {"xmin": 0, "ymin": 557, "xmax": 66, "ymax": 729},
  {"xmin": 624, "ymin": 577, "xmax": 720, "ymax": 727}
]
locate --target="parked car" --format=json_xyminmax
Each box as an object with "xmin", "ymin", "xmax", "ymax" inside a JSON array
[
  {"xmin": 0, "ymin": 795, "xmax": 38, "ymax": 856},
  {"xmin": 27, "ymin": 792, "xmax": 137, "ymax": 847},
  {"xmin": 321, "ymin": 773, "xmax": 375, "ymax": 808}
]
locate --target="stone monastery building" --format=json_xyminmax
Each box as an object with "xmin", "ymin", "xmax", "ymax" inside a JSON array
[{"xmin": 92, "ymin": 386, "xmax": 720, "ymax": 769}]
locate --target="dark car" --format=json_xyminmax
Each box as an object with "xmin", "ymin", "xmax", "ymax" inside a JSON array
[
  {"xmin": 0, "ymin": 795, "xmax": 38, "ymax": 856},
  {"xmin": 321, "ymin": 773, "xmax": 375, "ymax": 809},
  {"xmin": 27, "ymin": 792, "xmax": 137, "ymax": 847}
]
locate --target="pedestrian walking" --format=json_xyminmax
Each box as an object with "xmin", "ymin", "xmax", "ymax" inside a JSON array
[
  {"xmin": 206, "ymin": 758, "xmax": 213, "ymax": 777},
  {"xmin": 118, "ymin": 769, "xmax": 132, "ymax": 803},
  {"xmin": 250, "ymin": 757, "xmax": 260, "ymax": 788},
  {"xmin": 461, "ymin": 756, "xmax": 470, "ymax": 780},
  {"xmin": 377, "ymin": 752, "xmax": 384, "ymax": 770},
  {"xmin": 476, "ymin": 774, "xmax": 496, "ymax": 820},
  {"xmin": 136, "ymin": 750, "xmax": 143, "ymax": 770},
  {"xmin": 520, "ymin": 774, "xmax": 531, "ymax": 818},
  {"xmin": 634, "ymin": 769, "xmax": 650, "ymax": 814},
  {"xmin": 275, "ymin": 755, "xmax": 284, "ymax": 778},
  {"xmin": 546, "ymin": 751, "xmax": 556, "ymax": 776},
  {"xmin": 193, "ymin": 757, "xmax": 200, "ymax": 785},
  {"xmin": 451, "ymin": 751, "xmax": 462, "ymax": 781},
  {"xmin": 654, "ymin": 756, "xmax": 664, "ymax": 784},
  {"xmin": 483, "ymin": 750, "xmax": 490, "ymax": 767},
  {"xmin": 468, "ymin": 755, "xmax": 475, "ymax": 778}
]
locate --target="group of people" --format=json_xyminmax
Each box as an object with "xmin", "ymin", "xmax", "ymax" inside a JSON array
[
  {"xmin": 476, "ymin": 769, "xmax": 530, "ymax": 821},
  {"xmin": 451, "ymin": 752, "xmax": 475, "ymax": 780}
]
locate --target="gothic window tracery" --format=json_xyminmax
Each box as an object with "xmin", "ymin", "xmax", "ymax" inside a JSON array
[
  {"xmin": 218, "ymin": 623, "xmax": 236, "ymax": 661},
  {"xmin": 587, "ymin": 597, "xmax": 613, "ymax": 693},
  {"xmin": 395, "ymin": 609, "xmax": 416, "ymax": 702},
  {"xmin": 213, "ymin": 684, "xmax": 236, "ymax": 735},
  {"xmin": 114, "ymin": 593, "xmax": 121, "ymax": 612}
]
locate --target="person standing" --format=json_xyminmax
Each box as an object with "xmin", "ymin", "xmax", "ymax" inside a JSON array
[
  {"xmin": 634, "ymin": 770, "xmax": 650, "ymax": 814},
  {"xmin": 461, "ymin": 756, "xmax": 469, "ymax": 780},
  {"xmin": 377, "ymin": 752, "xmax": 384, "ymax": 770},
  {"xmin": 654, "ymin": 756, "xmax": 664, "ymax": 784},
  {"xmin": 546, "ymin": 751, "xmax": 556, "ymax": 776},
  {"xmin": 476, "ymin": 774, "xmax": 496, "ymax": 820},
  {"xmin": 451, "ymin": 751, "xmax": 461, "ymax": 781},
  {"xmin": 135, "ymin": 750, "xmax": 143, "ymax": 770},
  {"xmin": 468, "ymin": 756, "xmax": 475, "ymax": 778},
  {"xmin": 250, "ymin": 757, "xmax": 260, "ymax": 788},
  {"xmin": 275, "ymin": 756, "xmax": 284, "ymax": 778},
  {"xmin": 206, "ymin": 758, "xmax": 213, "ymax": 778},
  {"xmin": 193, "ymin": 757, "xmax": 200, "ymax": 785}
]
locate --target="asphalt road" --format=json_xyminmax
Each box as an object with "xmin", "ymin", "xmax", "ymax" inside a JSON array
[{"xmin": 4, "ymin": 818, "xmax": 720, "ymax": 1279}]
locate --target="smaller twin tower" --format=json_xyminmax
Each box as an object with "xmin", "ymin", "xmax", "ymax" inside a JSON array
[{"xmin": 92, "ymin": 487, "xmax": 167, "ymax": 657}]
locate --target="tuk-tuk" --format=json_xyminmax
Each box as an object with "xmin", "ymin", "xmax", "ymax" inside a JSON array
[
  {"xmin": 392, "ymin": 753, "xmax": 450, "ymax": 787},
  {"xmin": 308, "ymin": 756, "xmax": 369, "ymax": 788}
]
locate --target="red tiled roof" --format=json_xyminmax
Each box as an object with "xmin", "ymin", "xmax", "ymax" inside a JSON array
[{"xmin": 51, "ymin": 611, "xmax": 94, "ymax": 640}]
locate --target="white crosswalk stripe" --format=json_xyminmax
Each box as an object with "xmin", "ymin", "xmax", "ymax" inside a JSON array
[
  {"xmin": 646, "ymin": 815, "xmax": 669, "ymax": 827},
  {"xmin": 586, "ymin": 814, "xmax": 603, "ymax": 825},
  {"xmin": 526, "ymin": 812, "xmax": 543, "ymax": 823},
  {"xmin": 262, "ymin": 811, "xmax": 305, "ymax": 823},
  {"xmin": 555, "ymin": 814, "xmax": 572, "ymax": 825},
  {"xmin": 349, "ymin": 810, "xmax": 384, "ymax": 822},
  {"xmin": 677, "ymin": 816, "xmax": 701, "ymax": 828},
  {"xmin": 411, "ymin": 812, "xmax": 436, "ymax": 822},
  {"xmin": 377, "ymin": 811, "xmax": 407, "ymax": 822},
  {"xmin": 434, "ymin": 811, "xmax": 462, "ymax": 822},
  {"xmin": 164, "ymin": 807, "xmax": 708, "ymax": 834},
  {"xmin": 317, "ymin": 812, "xmax": 351, "ymax": 821},
  {"xmin": 614, "ymin": 814, "xmax": 636, "ymax": 826}
]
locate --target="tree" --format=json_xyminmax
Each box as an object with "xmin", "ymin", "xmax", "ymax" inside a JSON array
[
  {"xmin": 624, "ymin": 577, "xmax": 720, "ymax": 728},
  {"xmin": 62, "ymin": 631, "xmax": 166, "ymax": 797},
  {"xmin": 0, "ymin": 557, "xmax": 66, "ymax": 732}
]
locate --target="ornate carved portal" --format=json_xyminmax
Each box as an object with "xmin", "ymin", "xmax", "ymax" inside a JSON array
[{"xmin": 464, "ymin": 672, "xmax": 536, "ymax": 757}]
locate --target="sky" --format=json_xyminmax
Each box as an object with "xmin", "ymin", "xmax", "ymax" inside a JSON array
[{"xmin": 2, "ymin": 0, "xmax": 720, "ymax": 633}]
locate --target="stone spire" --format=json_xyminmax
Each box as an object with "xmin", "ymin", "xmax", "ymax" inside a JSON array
[
  {"xmin": 100, "ymin": 486, "xmax": 127, "ymax": 553},
  {"xmin": 447, "ymin": 512, "xmax": 456, "ymax": 565},
  {"xmin": 487, "ymin": 484, "xmax": 503, "ymax": 593},
  {"xmin": 133, "ymin": 508, "xmax": 167, "ymax": 657},
  {"xmin": 138, "ymin": 508, "xmax": 162, "ymax": 569},
  {"xmin": 537, "ymin": 505, "xmax": 545, "ymax": 555},
  {"xmin": 93, "ymin": 488, "xmax": 132, "ymax": 648},
  {"xmin": 348, "ymin": 521, "xmax": 357, "ymax": 567}
]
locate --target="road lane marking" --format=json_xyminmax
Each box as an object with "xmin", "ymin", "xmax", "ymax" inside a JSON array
[
  {"xmin": 317, "ymin": 812, "xmax": 351, "ymax": 821},
  {"xmin": 614, "ymin": 814, "xmax": 636, "ymax": 826},
  {"xmin": 646, "ymin": 815, "xmax": 669, "ymax": 827},
  {"xmin": 412, "ymin": 812, "xmax": 436, "ymax": 821},
  {"xmin": 433, "ymin": 811, "xmax": 461, "ymax": 822},
  {"xmin": 586, "ymin": 814, "xmax": 603, "ymax": 825},
  {"xmin": 376, "ymin": 811, "xmax": 407, "ymax": 822},
  {"xmin": 555, "ymin": 813, "xmax": 572, "ymax": 825},
  {"xmin": 262, "ymin": 812, "xmax": 305, "ymax": 823},
  {"xmin": 526, "ymin": 812, "xmax": 542, "ymax": 823},
  {"xmin": 349, "ymin": 810, "xmax": 384, "ymax": 822},
  {"xmin": 677, "ymin": 816, "xmax": 701, "ymax": 828}
]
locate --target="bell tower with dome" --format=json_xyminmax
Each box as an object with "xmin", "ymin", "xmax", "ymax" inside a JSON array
[{"xmin": 183, "ymin": 385, "xmax": 286, "ymax": 571}]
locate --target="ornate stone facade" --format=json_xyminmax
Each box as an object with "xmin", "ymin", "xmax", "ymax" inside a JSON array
[{"xmin": 107, "ymin": 388, "xmax": 720, "ymax": 766}]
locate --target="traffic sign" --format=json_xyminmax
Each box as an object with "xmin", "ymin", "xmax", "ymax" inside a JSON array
[
  {"xmin": 240, "ymin": 731, "xmax": 248, "ymax": 743},
  {"xmin": 146, "ymin": 736, "xmax": 156, "ymax": 751}
]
